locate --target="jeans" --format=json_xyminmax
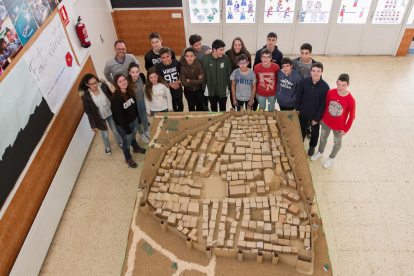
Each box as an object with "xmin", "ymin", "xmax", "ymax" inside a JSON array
[
  {"xmin": 136, "ymin": 99, "xmax": 148, "ymax": 134},
  {"xmin": 279, "ymin": 105, "xmax": 295, "ymax": 111},
  {"xmin": 209, "ymin": 95, "xmax": 227, "ymax": 112},
  {"xmin": 101, "ymin": 115, "xmax": 122, "ymax": 148},
  {"xmin": 150, "ymin": 108, "xmax": 169, "ymax": 116},
  {"xmin": 299, "ymin": 113, "xmax": 320, "ymax": 148},
  {"xmin": 172, "ymin": 96, "xmax": 184, "ymax": 112},
  {"xmin": 257, "ymin": 94, "xmax": 276, "ymax": 111},
  {"xmin": 318, "ymin": 121, "xmax": 343, "ymax": 159},
  {"xmin": 184, "ymin": 88, "xmax": 205, "ymax": 111},
  {"xmin": 236, "ymin": 99, "xmax": 251, "ymax": 111},
  {"xmin": 116, "ymin": 118, "xmax": 139, "ymax": 161}
]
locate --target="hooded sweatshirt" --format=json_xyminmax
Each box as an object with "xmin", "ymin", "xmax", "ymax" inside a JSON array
[
  {"xmin": 201, "ymin": 53, "xmax": 232, "ymax": 98},
  {"xmin": 276, "ymin": 69, "xmax": 301, "ymax": 108},
  {"xmin": 253, "ymin": 45, "xmax": 283, "ymax": 68},
  {"xmin": 111, "ymin": 92, "xmax": 140, "ymax": 134}
]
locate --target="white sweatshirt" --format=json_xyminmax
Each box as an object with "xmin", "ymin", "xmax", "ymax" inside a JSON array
[{"xmin": 144, "ymin": 83, "xmax": 173, "ymax": 113}]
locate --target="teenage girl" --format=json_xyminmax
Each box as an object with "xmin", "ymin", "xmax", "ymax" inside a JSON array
[{"xmin": 144, "ymin": 67, "xmax": 173, "ymax": 117}]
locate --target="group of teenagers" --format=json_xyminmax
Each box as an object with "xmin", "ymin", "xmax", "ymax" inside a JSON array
[{"xmin": 79, "ymin": 31, "xmax": 355, "ymax": 169}]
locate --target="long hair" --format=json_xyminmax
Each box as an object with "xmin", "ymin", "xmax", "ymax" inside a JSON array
[
  {"xmin": 144, "ymin": 67, "xmax": 168, "ymax": 102},
  {"xmin": 127, "ymin": 62, "xmax": 139, "ymax": 90},
  {"xmin": 114, "ymin": 74, "xmax": 135, "ymax": 102},
  {"xmin": 228, "ymin": 37, "xmax": 251, "ymax": 65},
  {"xmin": 78, "ymin": 74, "xmax": 98, "ymax": 93}
]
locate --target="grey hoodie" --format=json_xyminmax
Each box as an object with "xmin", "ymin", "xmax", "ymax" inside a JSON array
[{"xmin": 276, "ymin": 69, "xmax": 301, "ymax": 108}]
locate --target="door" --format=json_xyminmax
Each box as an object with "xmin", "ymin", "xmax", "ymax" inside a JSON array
[
  {"xmin": 360, "ymin": 0, "xmax": 411, "ymax": 55},
  {"xmin": 222, "ymin": 0, "xmax": 258, "ymax": 53},
  {"xmin": 182, "ymin": 0, "xmax": 223, "ymax": 50},
  {"xmin": 256, "ymin": 0, "xmax": 301, "ymax": 54},
  {"xmin": 325, "ymin": 0, "xmax": 376, "ymax": 54},
  {"xmin": 292, "ymin": 0, "xmax": 336, "ymax": 55}
]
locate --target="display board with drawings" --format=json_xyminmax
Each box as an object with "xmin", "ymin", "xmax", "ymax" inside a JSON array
[
  {"xmin": 407, "ymin": 4, "xmax": 414, "ymax": 24},
  {"xmin": 336, "ymin": 0, "xmax": 372, "ymax": 23},
  {"xmin": 299, "ymin": 0, "xmax": 333, "ymax": 23},
  {"xmin": 189, "ymin": 0, "xmax": 221, "ymax": 23},
  {"xmin": 372, "ymin": 0, "xmax": 408, "ymax": 24},
  {"xmin": 264, "ymin": 0, "xmax": 296, "ymax": 24},
  {"xmin": 226, "ymin": 0, "xmax": 256, "ymax": 23}
]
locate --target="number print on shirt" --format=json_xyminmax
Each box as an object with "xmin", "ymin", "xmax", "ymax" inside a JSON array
[
  {"xmin": 328, "ymin": 100, "xmax": 343, "ymax": 117},
  {"xmin": 162, "ymin": 70, "xmax": 178, "ymax": 83}
]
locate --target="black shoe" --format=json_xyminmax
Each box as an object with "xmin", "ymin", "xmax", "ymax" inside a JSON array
[
  {"xmin": 125, "ymin": 159, "xmax": 138, "ymax": 168},
  {"xmin": 133, "ymin": 147, "xmax": 146, "ymax": 154},
  {"xmin": 308, "ymin": 146, "xmax": 315, "ymax": 157}
]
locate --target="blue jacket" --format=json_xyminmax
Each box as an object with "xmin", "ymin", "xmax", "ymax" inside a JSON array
[
  {"xmin": 295, "ymin": 77, "xmax": 330, "ymax": 122},
  {"xmin": 253, "ymin": 45, "xmax": 283, "ymax": 68},
  {"xmin": 276, "ymin": 69, "xmax": 301, "ymax": 108}
]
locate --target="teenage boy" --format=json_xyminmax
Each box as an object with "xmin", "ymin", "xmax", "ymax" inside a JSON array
[
  {"xmin": 104, "ymin": 40, "xmax": 140, "ymax": 85},
  {"xmin": 181, "ymin": 34, "xmax": 212, "ymax": 62},
  {"xmin": 253, "ymin": 48, "xmax": 280, "ymax": 111},
  {"xmin": 276, "ymin": 57, "xmax": 301, "ymax": 111},
  {"xmin": 145, "ymin": 32, "xmax": 176, "ymax": 70},
  {"xmin": 155, "ymin": 47, "xmax": 183, "ymax": 112},
  {"xmin": 292, "ymin": 43, "xmax": 317, "ymax": 80},
  {"xmin": 180, "ymin": 48, "xmax": 205, "ymax": 111},
  {"xmin": 295, "ymin": 62, "xmax": 330, "ymax": 157},
  {"xmin": 201, "ymin": 39, "xmax": 232, "ymax": 112},
  {"xmin": 311, "ymin": 74, "xmax": 355, "ymax": 168},
  {"xmin": 253, "ymin": 32, "xmax": 283, "ymax": 68},
  {"xmin": 230, "ymin": 54, "xmax": 257, "ymax": 111}
]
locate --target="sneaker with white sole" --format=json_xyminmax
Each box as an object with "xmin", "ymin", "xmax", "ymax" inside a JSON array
[
  {"xmin": 323, "ymin": 157, "xmax": 334, "ymax": 168},
  {"xmin": 140, "ymin": 133, "xmax": 149, "ymax": 143},
  {"xmin": 105, "ymin": 147, "xmax": 112, "ymax": 156},
  {"xmin": 310, "ymin": 151, "xmax": 324, "ymax": 161},
  {"xmin": 144, "ymin": 131, "xmax": 151, "ymax": 139}
]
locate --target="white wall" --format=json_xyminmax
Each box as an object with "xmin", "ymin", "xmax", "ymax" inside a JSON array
[{"xmin": 59, "ymin": 0, "xmax": 117, "ymax": 78}]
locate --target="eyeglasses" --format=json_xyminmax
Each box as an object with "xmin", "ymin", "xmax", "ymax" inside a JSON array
[
  {"xmin": 261, "ymin": 56, "xmax": 271, "ymax": 59},
  {"xmin": 116, "ymin": 48, "xmax": 126, "ymax": 51},
  {"xmin": 88, "ymin": 81, "xmax": 98, "ymax": 86},
  {"xmin": 238, "ymin": 61, "xmax": 248, "ymax": 65}
]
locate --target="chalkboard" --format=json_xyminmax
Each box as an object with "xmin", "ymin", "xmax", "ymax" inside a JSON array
[{"xmin": 110, "ymin": 0, "xmax": 182, "ymax": 8}]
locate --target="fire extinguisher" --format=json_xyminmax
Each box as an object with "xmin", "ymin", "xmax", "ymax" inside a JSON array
[{"xmin": 76, "ymin": 16, "xmax": 91, "ymax": 48}]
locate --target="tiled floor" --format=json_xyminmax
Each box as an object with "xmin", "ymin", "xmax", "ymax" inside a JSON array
[{"xmin": 39, "ymin": 54, "xmax": 414, "ymax": 276}]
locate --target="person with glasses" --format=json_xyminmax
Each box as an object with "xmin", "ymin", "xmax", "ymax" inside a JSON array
[
  {"xmin": 104, "ymin": 40, "xmax": 140, "ymax": 85},
  {"xmin": 230, "ymin": 54, "xmax": 256, "ymax": 111},
  {"xmin": 78, "ymin": 74, "xmax": 122, "ymax": 156},
  {"xmin": 253, "ymin": 48, "xmax": 280, "ymax": 111}
]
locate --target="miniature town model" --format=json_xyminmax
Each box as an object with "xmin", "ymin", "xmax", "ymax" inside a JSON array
[{"xmin": 136, "ymin": 109, "xmax": 329, "ymax": 275}]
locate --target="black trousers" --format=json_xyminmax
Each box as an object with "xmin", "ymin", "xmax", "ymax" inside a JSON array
[
  {"xmin": 184, "ymin": 88, "xmax": 205, "ymax": 111},
  {"xmin": 209, "ymin": 95, "xmax": 227, "ymax": 112},
  {"xmin": 252, "ymin": 97, "xmax": 259, "ymax": 111},
  {"xmin": 299, "ymin": 113, "xmax": 320, "ymax": 147},
  {"xmin": 204, "ymin": 95, "xmax": 209, "ymax": 111},
  {"xmin": 279, "ymin": 105, "xmax": 295, "ymax": 111},
  {"xmin": 172, "ymin": 96, "xmax": 183, "ymax": 112}
]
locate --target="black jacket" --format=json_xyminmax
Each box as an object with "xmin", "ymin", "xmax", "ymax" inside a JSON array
[
  {"xmin": 80, "ymin": 82, "xmax": 113, "ymax": 131},
  {"xmin": 111, "ymin": 93, "xmax": 140, "ymax": 134},
  {"xmin": 295, "ymin": 77, "xmax": 330, "ymax": 122},
  {"xmin": 253, "ymin": 45, "xmax": 283, "ymax": 68}
]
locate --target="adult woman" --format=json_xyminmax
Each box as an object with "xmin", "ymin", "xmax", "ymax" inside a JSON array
[
  {"xmin": 127, "ymin": 62, "xmax": 150, "ymax": 143},
  {"xmin": 225, "ymin": 37, "xmax": 252, "ymax": 109},
  {"xmin": 79, "ymin": 74, "xmax": 122, "ymax": 156},
  {"xmin": 112, "ymin": 74, "xmax": 146, "ymax": 168}
]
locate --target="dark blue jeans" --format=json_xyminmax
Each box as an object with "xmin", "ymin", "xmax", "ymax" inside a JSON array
[
  {"xmin": 116, "ymin": 118, "xmax": 139, "ymax": 160},
  {"xmin": 150, "ymin": 108, "xmax": 168, "ymax": 116},
  {"xmin": 236, "ymin": 99, "xmax": 251, "ymax": 111}
]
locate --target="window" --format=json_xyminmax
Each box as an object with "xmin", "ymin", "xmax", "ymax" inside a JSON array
[
  {"xmin": 372, "ymin": 0, "xmax": 408, "ymax": 24},
  {"xmin": 226, "ymin": 0, "xmax": 256, "ymax": 23},
  {"xmin": 264, "ymin": 0, "xmax": 296, "ymax": 23},
  {"xmin": 299, "ymin": 0, "xmax": 333, "ymax": 23},
  {"xmin": 189, "ymin": 0, "xmax": 221, "ymax": 23},
  {"xmin": 336, "ymin": 0, "xmax": 372, "ymax": 23}
]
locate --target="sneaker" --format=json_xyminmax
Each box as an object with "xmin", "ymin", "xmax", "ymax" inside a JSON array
[
  {"xmin": 133, "ymin": 147, "xmax": 146, "ymax": 154},
  {"xmin": 307, "ymin": 146, "xmax": 315, "ymax": 157},
  {"xmin": 105, "ymin": 147, "xmax": 112, "ymax": 156},
  {"xmin": 310, "ymin": 152, "xmax": 324, "ymax": 161},
  {"xmin": 117, "ymin": 143, "xmax": 122, "ymax": 149},
  {"xmin": 140, "ymin": 133, "xmax": 149, "ymax": 143},
  {"xmin": 323, "ymin": 157, "xmax": 334, "ymax": 168},
  {"xmin": 144, "ymin": 131, "xmax": 151, "ymax": 139},
  {"xmin": 125, "ymin": 159, "xmax": 138, "ymax": 168}
]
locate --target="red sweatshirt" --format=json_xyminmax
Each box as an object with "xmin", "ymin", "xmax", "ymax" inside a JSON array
[
  {"xmin": 322, "ymin": 88, "xmax": 355, "ymax": 133},
  {"xmin": 254, "ymin": 62, "xmax": 280, "ymax": 97}
]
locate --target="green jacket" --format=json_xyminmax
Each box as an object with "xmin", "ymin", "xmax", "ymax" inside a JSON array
[{"xmin": 201, "ymin": 53, "xmax": 232, "ymax": 98}]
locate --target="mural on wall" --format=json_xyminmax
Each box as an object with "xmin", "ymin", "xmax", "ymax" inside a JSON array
[
  {"xmin": 189, "ymin": 0, "xmax": 221, "ymax": 23},
  {"xmin": 264, "ymin": 0, "xmax": 296, "ymax": 23},
  {"xmin": 299, "ymin": 0, "xmax": 333, "ymax": 23},
  {"xmin": 226, "ymin": 0, "xmax": 256, "ymax": 23}
]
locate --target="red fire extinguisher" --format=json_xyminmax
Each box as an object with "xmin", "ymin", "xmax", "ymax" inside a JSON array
[{"xmin": 76, "ymin": 16, "xmax": 91, "ymax": 48}]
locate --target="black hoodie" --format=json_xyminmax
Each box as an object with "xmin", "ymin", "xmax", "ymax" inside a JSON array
[
  {"xmin": 253, "ymin": 45, "xmax": 283, "ymax": 68},
  {"xmin": 111, "ymin": 93, "xmax": 140, "ymax": 134}
]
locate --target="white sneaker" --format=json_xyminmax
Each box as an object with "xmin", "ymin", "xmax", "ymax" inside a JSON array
[
  {"xmin": 144, "ymin": 131, "xmax": 151, "ymax": 139},
  {"xmin": 323, "ymin": 157, "xmax": 334, "ymax": 168},
  {"xmin": 105, "ymin": 147, "xmax": 112, "ymax": 156},
  {"xmin": 140, "ymin": 133, "xmax": 149, "ymax": 143},
  {"xmin": 310, "ymin": 152, "xmax": 324, "ymax": 161}
]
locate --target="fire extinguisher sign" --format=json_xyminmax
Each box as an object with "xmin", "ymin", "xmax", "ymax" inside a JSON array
[{"xmin": 60, "ymin": 6, "xmax": 70, "ymax": 27}]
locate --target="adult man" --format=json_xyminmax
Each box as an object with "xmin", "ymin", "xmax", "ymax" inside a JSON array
[
  {"xmin": 144, "ymin": 32, "xmax": 176, "ymax": 70},
  {"xmin": 4, "ymin": 28, "xmax": 22, "ymax": 56},
  {"xmin": 104, "ymin": 40, "xmax": 139, "ymax": 85},
  {"xmin": 201, "ymin": 39, "xmax": 232, "ymax": 112}
]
